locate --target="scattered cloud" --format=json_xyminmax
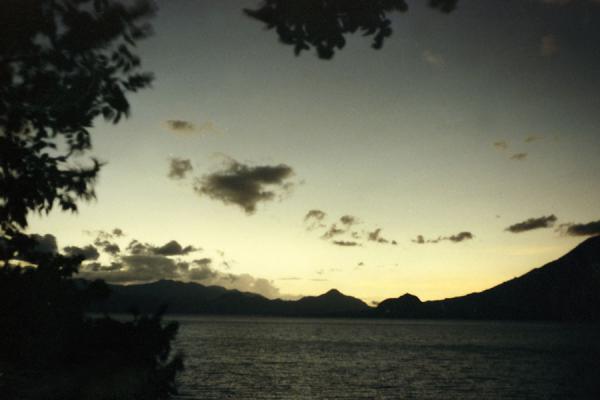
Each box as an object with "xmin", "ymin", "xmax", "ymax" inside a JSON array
[
  {"xmin": 494, "ymin": 141, "xmax": 508, "ymax": 151},
  {"xmin": 126, "ymin": 239, "xmax": 199, "ymax": 256},
  {"xmin": 525, "ymin": 135, "xmax": 543, "ymax": 143},
  {"xmin": 77, "ymin": 239, "xmax": 280, "ymax": 299},
  {"xmin": 63, "ymin": 245, "xmax": 100, "ymax": 261},
  {"xmin": 168, "ymin": 158, "xmax": 193, "ymax": 180},
  {"xmin": 321, "ymin": 224, "xmax": 346, "ymax": 239},
  {"xmin": 30, "ymin": 234, "xmax": 58, "ymax": 254},
  {"xmin": 194, "ymin": 159, "xmax": 295, "ymax": 214},
  {"xmin": 340, "ymin": 215, "xmax": 359, "ymax": 227},
  {"xmin": 304, "ymin": 209, "xmax": 327, "ymax": 230},
  {"xmin": 332, "ymin": 240, "xmax": 361, "ymax": 247},
  {"xmin": 304, "ymin": 209, "xmax": 396, "ymax": 247},
  {"xmin": 422, "ymin": 50, "xmax": 445, "ymax": 67},
  {"xmin": 165, "ymin": 119, "xmax": 195, "ymax": 133},
  {"xmin": 412, "ymin": 231, "xmax": 474, "ymax": 244},
  {"xmin": 165, "ymin": 119, "xmax": 224, "ymax": 135},
  {"xmin": 367, "ymin": 228, "xmax": 397, "ymax": 245},
  {"xmin": 94, "ymin": 238, "xmax": 121, "ymax": 256},
  {"xmin": 510, "ymin": 153, "xmax": 528, "ymax": 161},
  {"xmin": 505, "ymin": 215, "xmax": 557, "ymax": 233},
  {"xmin": 152, "ymin": 240, "xmax": 199, "ymax": 256},
  {"xmin": 541, "ymin": 34, "xmax": 559, "ymax": 57},
  {"xmin": 447, "ymin": 232, "xmax": 474, "ymax": 242},
  {"xmin": 557, "ymin": 220, "xmax": 600, "ymax": 236}
]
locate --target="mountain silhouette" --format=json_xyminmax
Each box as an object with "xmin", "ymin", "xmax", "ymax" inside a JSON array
[
  {"xmin": 377, "ymin": 235, "xmax": 600, "ymax": 320},
  {"xmin": 91, "ymin": 280, "xmax": 370, "ymax": 317},
  {"xmin": 91, "ymin": 236, "xmax": 600, "ymax": 321}
]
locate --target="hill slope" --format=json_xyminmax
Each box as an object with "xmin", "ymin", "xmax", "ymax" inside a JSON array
[{"xmin": 377, "ymin": 236, "xmax": 600, "ymax": 320}]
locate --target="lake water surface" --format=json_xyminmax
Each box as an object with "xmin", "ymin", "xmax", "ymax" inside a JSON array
[{"xmin": 171, "ymin": 317, "xmax": 600, "ymax": 399}]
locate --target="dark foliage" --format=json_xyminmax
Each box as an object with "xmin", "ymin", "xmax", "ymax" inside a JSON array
[
  {"xmin": 0, "ymin": 1, "xmax": 183, "ymax": 398},
  {"xmin": 0, "ymin": 0, "xmax": 155, "ymax": 232},
  {"xmin": 245, "ymin": 0, "xmax": 458, "ymax": 59}
]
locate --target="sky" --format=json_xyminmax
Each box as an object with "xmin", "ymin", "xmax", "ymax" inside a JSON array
[{"xmin": 28, "ymin": 0, "xmax": 600, "ymax": 304}]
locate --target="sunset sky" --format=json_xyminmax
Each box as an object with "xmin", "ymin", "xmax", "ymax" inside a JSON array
[{"xmin": 28, "ymin": 0, "xmax": 600, "ymax": 304}]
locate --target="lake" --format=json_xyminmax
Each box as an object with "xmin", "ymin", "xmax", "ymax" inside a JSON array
[{"xmin": 171, "ymin": 317, "xmax": 600, "ymax": 399}]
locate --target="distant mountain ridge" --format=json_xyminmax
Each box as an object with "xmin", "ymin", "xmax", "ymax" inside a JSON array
[
  {"xmin": 377, "ymin": 235, "xmax": 600, "ymax": 320},
  {"xmin": 91, "ymin": 279, "xmax": 371, "ymax": 317},
  {"xmin": 90, "ymin": 236, "xmax": 600, "ymax": 321}
]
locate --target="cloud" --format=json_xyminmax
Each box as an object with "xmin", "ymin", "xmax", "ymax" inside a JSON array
[
  {"xmin": 168, "ymin": 158, "xmax": 193, "ymax": 180},
  {"xmin": 541, "ymin": 34, "xmax": 559, "ymax": 57},
  {"xmin": 152, "ymin": 240, "xmax": 198, "ymax": 256},
  {"xmin": 505, "ymin": 215, "xmax": 557, "ymax": 233},
  {"xmin": 304, "ymin": 209, "xmax": 326, "ymax": 230},
  {"xmin": 367, "ymin": 228, "xmax": 397, "ymax": 245},
  {"xmin": 412, "ymin": 231, "xmax": 474, "ymax": 244},
  {"xmin": 77, "ymin": 237, "xmax": 281, "ymax": 298},
  {"xmin": 494, "ymin": 141, "xmax": 508, "ymax": 151},
  {"xmin": 80, "ymin": 255, "xmax": 184, "ymax": 283},
  {"xmin": 194, "ymin": 159, "xmax": 295, "ymax": 214},
  {"xmin": 510, "ymin": 153, "xmax": 528, "ymax": 161},
  {"xmin": 558, "ymin": 220, "xmax": 600, "ymax": 236},
  {"xmin": 447, "ymin": 232, "xmax": 474, "ymax": 242},
  {"xmin": 30, "ymin": 234, "xmax": 58, "ymax": 254},
  {"xmin": 126, "ymin": 239, "xmax": 198, "ymax": 256},
  {"xmin": 332, "ymin": 240, "xmax": 360, "ymax": 247},
  {"xmin": 94, "ymin": 238, "xmax": 120, "ymax": 256},
  {"xmin": 81, "ymin": 229, "xmax": 124, "ymax": 256},
  {"xmin": 340, "ymin": 215, "xmax": 359, "ymax": 227},
  {"xmin": 321, "ymin": 224, "xmax": 346, "ymax": 239},
  {"xmin": 165, "ymin": 119, "xmax": 224, "ymax": 135},
  {"xmin": 422, "ymin": 50, "xmax": 445, "ymax": 67},
  {"xmin": 63, "ymin": 245, "xmax": 100, "ymax": 261},
  {"xmin": 165, "ymin": 119, "xmax": 195, "ymax": 133},
  {"xmin": 525, "ymin": 135, "xmax": 542, "ymax": 143}
]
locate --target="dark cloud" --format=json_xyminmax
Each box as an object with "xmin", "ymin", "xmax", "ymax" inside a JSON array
[
  {"xmin": 94, "ymin": 238, "xmax": 120, "ymax": 256},
  {"xmin": 412, "ymin": 231, "xmax": 475, "ymax": 244},
  {"xmin": 367, "ymin": 228, "xmax": 396, "ymax": 245},
  {"xmin": 510, "ymin": 153, "xmax": 528, "ymax": 161},
  {"xmin": 194, "ymin": 159, "xmax": 295, "ymax": 214},
  {"xmin": 304, "ymin": 209, "xmax": 327, "ymax": 230},
  {"xmin": 80, "ymin": 255, "xmax": 185, "ymax": 283},
  {"xmin": 166, "ymin": 119, "xmax": 195, "ymax": 132},
  {"xmin": 412, "ymin": 235, "xmax": 426, "ymax": 244},
  {"xmin": 340, "ymin": 215, "xmax": 358, "ymax": 227},
  {"xmin": 447, "ymin": 232, "xmax": 474, "ymax": 242},
  {"xmin": 30, "ymin": 234, "xmax": 58, "ymax": 254},
  {"xmin": 168, "ymin": 158, "xmax": 193, "ymax": 180},
  {"xmin": 63, "ymin": 245, "xmax": 100, "ymax": 261},
  {"xmin": 505, "ymin": 215, "xmax": 557, "ymax": 233},
  {"xmin": 559, "ymin": 220, "xmax": 600, "ymax": 237},
  {"xmin": 112, "ymin": 228, "xmax": 124, "ymax": 237},
  {"xmin": 125, "ymin": 239, "xmax": 199, "ymax": 256},
  {"xmin": 305, "ymin": 209, "xmax": 326, "ymax": 221},
  {"xmin": 152, "ymin": 240, "xmax": 198, "ymax": 256},
  {"xmin": 332, "ymin": 240, "xmax": 360, "ymax": 247},
  {"xmin": 321, "ymin": 224, "xmax": 346, "ymax": 239}
]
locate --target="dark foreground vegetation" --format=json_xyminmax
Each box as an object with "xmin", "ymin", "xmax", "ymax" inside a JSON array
[{"xmin": 0, "ymin": 234, "xmax": 183, "ymax": 400}]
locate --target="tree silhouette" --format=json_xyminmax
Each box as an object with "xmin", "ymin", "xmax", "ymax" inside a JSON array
[
  {"xmin": 245, "ymin": 0, "xmax": 458, "ymax": 59},
  {"xmin": 0, "ymin": 0, "xmax": 155, "ymax": 233},
  {"xmin": 0, "ymin": 2, "xmax": 182, "ymax": 399}
]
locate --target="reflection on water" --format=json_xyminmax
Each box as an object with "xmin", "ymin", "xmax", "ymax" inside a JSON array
[{"xmin": 172, "ymin": 317, "xmax": 600, "ymax": 399}]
